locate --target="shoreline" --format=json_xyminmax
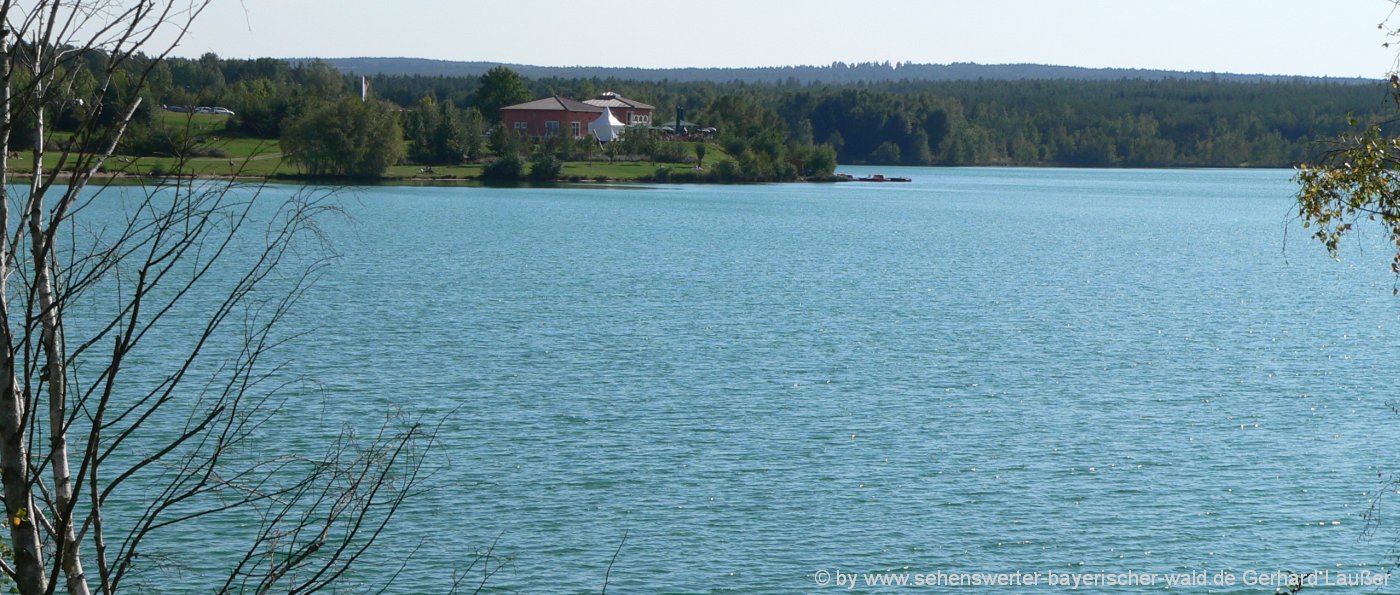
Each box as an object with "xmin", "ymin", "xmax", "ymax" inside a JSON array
[{"xmin": 7, "ymin": 163, "xmax": 1303, "ymax": 189}]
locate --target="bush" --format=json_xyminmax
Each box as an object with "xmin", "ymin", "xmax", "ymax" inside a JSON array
[
  {"xmin": 711, "ymin": 159, "xmax": 741, "ymax": 182},
  {"xmin": 280, "ymin": 97, "xmax": 404, "ymax": 178},
  {"xmin": 482, "ymin": 153, "xmax": 524, "ymax": 181},
  {"xmin": 871, "ymin": 141, "xmax": 902, "ymax": 164},
  {"xmin": 528, "ymin": 154, "xmax": 562, "ymax": 181},
  {"xmin": 651, "ymin": 142, "xmax": 690, "ymax": 163}
]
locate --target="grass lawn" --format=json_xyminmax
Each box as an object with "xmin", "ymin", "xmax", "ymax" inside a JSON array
[
  {"xmin": 556, "ymin": 141, "xmax": 733, "ymax": 180},
  {"xmin": 155, "ymin": 111, "xmax": 230, "ymax": 135},
  {"xmin": 3, "ymin": 111, "xmax": 286, "ymax": 177},
  {"xmin": 124, "ymin": 152, "xmax": 287, "ymax": 177},
  {"xmin": 7, "ymin": 129, "xmax": 733, "ymax": 184},
  {"xmin": 560, "ymin": 160, "xmax": 689, "ymax": 179},
  {"xmin": 3, "ymin": 148, "xmax": 287, "ymax": 178}
]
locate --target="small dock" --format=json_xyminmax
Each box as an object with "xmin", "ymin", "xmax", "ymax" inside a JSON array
[{"xmin": 836, "ymin": 173, "xmax": 912, "ymax": 183}]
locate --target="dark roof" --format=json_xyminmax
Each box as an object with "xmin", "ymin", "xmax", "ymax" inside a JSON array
[
  {"xmin": 582, "ymin": 91, "xmax": 656, "ymax": 111},
  {"xmin": 500, "ymin": 95, "xmax": 603, "ymax": 113}
]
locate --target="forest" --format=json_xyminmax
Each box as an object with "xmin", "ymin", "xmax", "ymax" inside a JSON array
[
  {"xmin": 39, "ymin": 52, "xmax": 1400, "ymax": 179},
  {"xmin": 315, "ymin": 57, "xmax": 1370, "ymax": 85}
]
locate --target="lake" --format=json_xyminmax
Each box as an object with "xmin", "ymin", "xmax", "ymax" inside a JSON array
[{"xmin": 104, "ymin": 168, "xmax": 1400, "ymax": 592}]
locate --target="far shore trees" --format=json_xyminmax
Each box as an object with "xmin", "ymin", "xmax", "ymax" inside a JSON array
[
  {"xmin": 281, "ymin": 97, "xmax": 405, "ymax": 177},
  {"xmin": 35, "ymin": 51, "xmax": 1400, "ymax": 179},
  {"xmin": 38, "ymin": 50, "xmax": 1400, "ymax": 173}
]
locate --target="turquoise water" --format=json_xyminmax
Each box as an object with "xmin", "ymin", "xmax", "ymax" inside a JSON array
[{"xmin": 102, "ymin": 169, "xmax": 1400, "ymax": 592}]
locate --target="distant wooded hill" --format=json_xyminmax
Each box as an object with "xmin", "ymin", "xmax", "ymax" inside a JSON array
[
  {"xmin": 101, "ymin": 52, "xmax": 1396, "ymax": 171},
  {"xmin": 315, "ymin": 57, "xmax": 1374, "ymax": 85}
]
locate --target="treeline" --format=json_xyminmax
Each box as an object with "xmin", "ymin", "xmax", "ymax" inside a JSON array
[
  {"xmin": 317, "ymin": 57, "xmax": 1371, "ymax": 85},
  {"xmin": 789, "ymin": 80, "xmax": 1382, "ymax": 167},
  {"xmin": 32, "ymin": 51, "xmax": 1400, "ymax": 179},
  {"xmin": 365, "ymin": 71, "xmax": 1397, "ymax": 168}
]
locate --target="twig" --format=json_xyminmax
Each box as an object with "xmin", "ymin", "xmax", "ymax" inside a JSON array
[{"xmin": 601, "ymin": 529, "xmax": 627, "ymax": 595}]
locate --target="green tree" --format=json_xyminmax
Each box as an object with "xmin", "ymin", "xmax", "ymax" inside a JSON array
[
  {"xmin": 1295, "ymin": 3, "xmax": 1400, "ymax": 277},
  {"xmin": 293, "ymin": 59, "xmax": 347, "ymax": 100},
  {"xmin": 407, "ymin": 95, "xmax": 470, "ymax": 165},
  {"xmin": 281, "ymin": 97, "xmax": 405, "ymax": 177},
  {"xmin": 223, "ymin": 78, "xmax": 289, "ymax": 137},
  {"xmin": 806, "ymin": 143, "xmax": 838, "ymax": 177},
  {"xmin": 462, "ymin": 107, "xmax": 487, "ymax": 161},
  {"xmin": 474, "ymin": 66, "xmax": 531, "ymax": 123},
  {"xmin": 406, "ymin": 94, "xmax": 442, "ymax": 163},
  {"xmin": 489, "ymin": 124, "xmax": 523, "ymax": 159},
  {"xmin": 1296, "ymin": 122, "xmax": 1400, "ymax": 275},
  {"xmin": 871, "ymin": 141, "xmax": 902, "ymax": 164}
]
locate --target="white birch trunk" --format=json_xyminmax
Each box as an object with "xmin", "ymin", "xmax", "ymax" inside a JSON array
[
  {"xmin": 26, "ymin": 32, "xmax": 91, "ymax": 595},
  {"xmin": 0, "ymin": 26, "xmax": 49, "ymax": 595}
]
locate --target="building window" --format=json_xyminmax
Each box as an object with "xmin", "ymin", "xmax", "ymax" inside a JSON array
[
  {"xmin": 571, "ymin": 122, "xmax": 581, "ymax": 137},
  {"xmin": 545, "ymin": 121, "xmax": 560, "ymax": 136},
  {"xmin": 513, "ymin": 121, "xmax": 527, "ymax": 130}
]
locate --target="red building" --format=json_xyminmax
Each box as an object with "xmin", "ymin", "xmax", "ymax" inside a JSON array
[
  {"xmin": 499, "ymin": 96, "xmax": 602, "ymax": 139},
  {"xmin": 582, "ymin": 92, "xmax": 655, "ymax": 126}
]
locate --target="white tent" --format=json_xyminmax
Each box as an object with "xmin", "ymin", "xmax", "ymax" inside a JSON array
[{"xmin": 589, "ymin": 107, "xmax": 625, "ymax": 142}]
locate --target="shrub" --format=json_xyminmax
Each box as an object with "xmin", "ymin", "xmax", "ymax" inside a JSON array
[
  {"xmin": 482, "ymin": 153, "xmax": 524, "ymax": 180},
  {"xmin": 528, "ymin": 154, "xmax": 562, "ymax": 181},
  {"xmin": 651, "ymin": 142, "xmax": 690, "ymax": 163}
]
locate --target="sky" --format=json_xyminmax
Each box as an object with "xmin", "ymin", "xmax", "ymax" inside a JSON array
[{"xmin": 168, "ymin": 0, "xmax": 1400, "ymax": 78}]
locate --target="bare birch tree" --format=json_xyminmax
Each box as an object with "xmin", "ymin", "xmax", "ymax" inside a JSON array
[{"xmin": 0, "ymin": 2, "xmax": 428, "ymax": 594}]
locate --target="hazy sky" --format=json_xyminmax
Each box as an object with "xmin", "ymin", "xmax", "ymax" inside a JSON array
[{"xmin": 172, "ymin": 0, "xmax": 1400, "ymax": 78}]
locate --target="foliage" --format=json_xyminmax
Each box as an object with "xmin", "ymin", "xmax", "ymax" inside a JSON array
[
  {"xmin": 281, "ymin": 97, "xmax": 405, "ymax": 177},
  {"xmin": 1296, "ymin": 125, "xmax": 1398, "ymax": 261},
  {"xmin": 871, "ymin": 141, "xmax": 902, "ymax": 164},
  {"xmin": 1294, "ymin": 2, "xmax": 1400, "ymax": 279},
  {"xmin": 488, "ymin": 125, "xmax": 521, "ymax": 160},
  {"xmin": 462, "ymin": 107, "xmax": 487, "ymax": 161},
  {"xmin": 405, "ymin": 94, "xmax": 472, "ymax": 165},
  {"xmin": 528, "ymin": 152, "xmax": 563, "ymax": 181},
  {"xmin": 482, "ymin": 154, "xmax": 525, "ymax": 180},
  {"xmin": 312, "ymin": 57, "xmax": 1346, "ymax": 86},
  {"xmin": 796, "ymin": 143, "xmax": 839, "ymax": 177},
  {"xmin": 535, "ymin": 131, "xmax": 581, "ymax": 162},
  {"xmin": 650, "ymin": 140, "xmax": 691, "ymax": 163},
  {"xmin": 29, "ymin": 43, "xmax": 1400, "ymax": 180},
  {"xmin": 473, "ymin": 66, "xmax": 531, "ymax": 122}
]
